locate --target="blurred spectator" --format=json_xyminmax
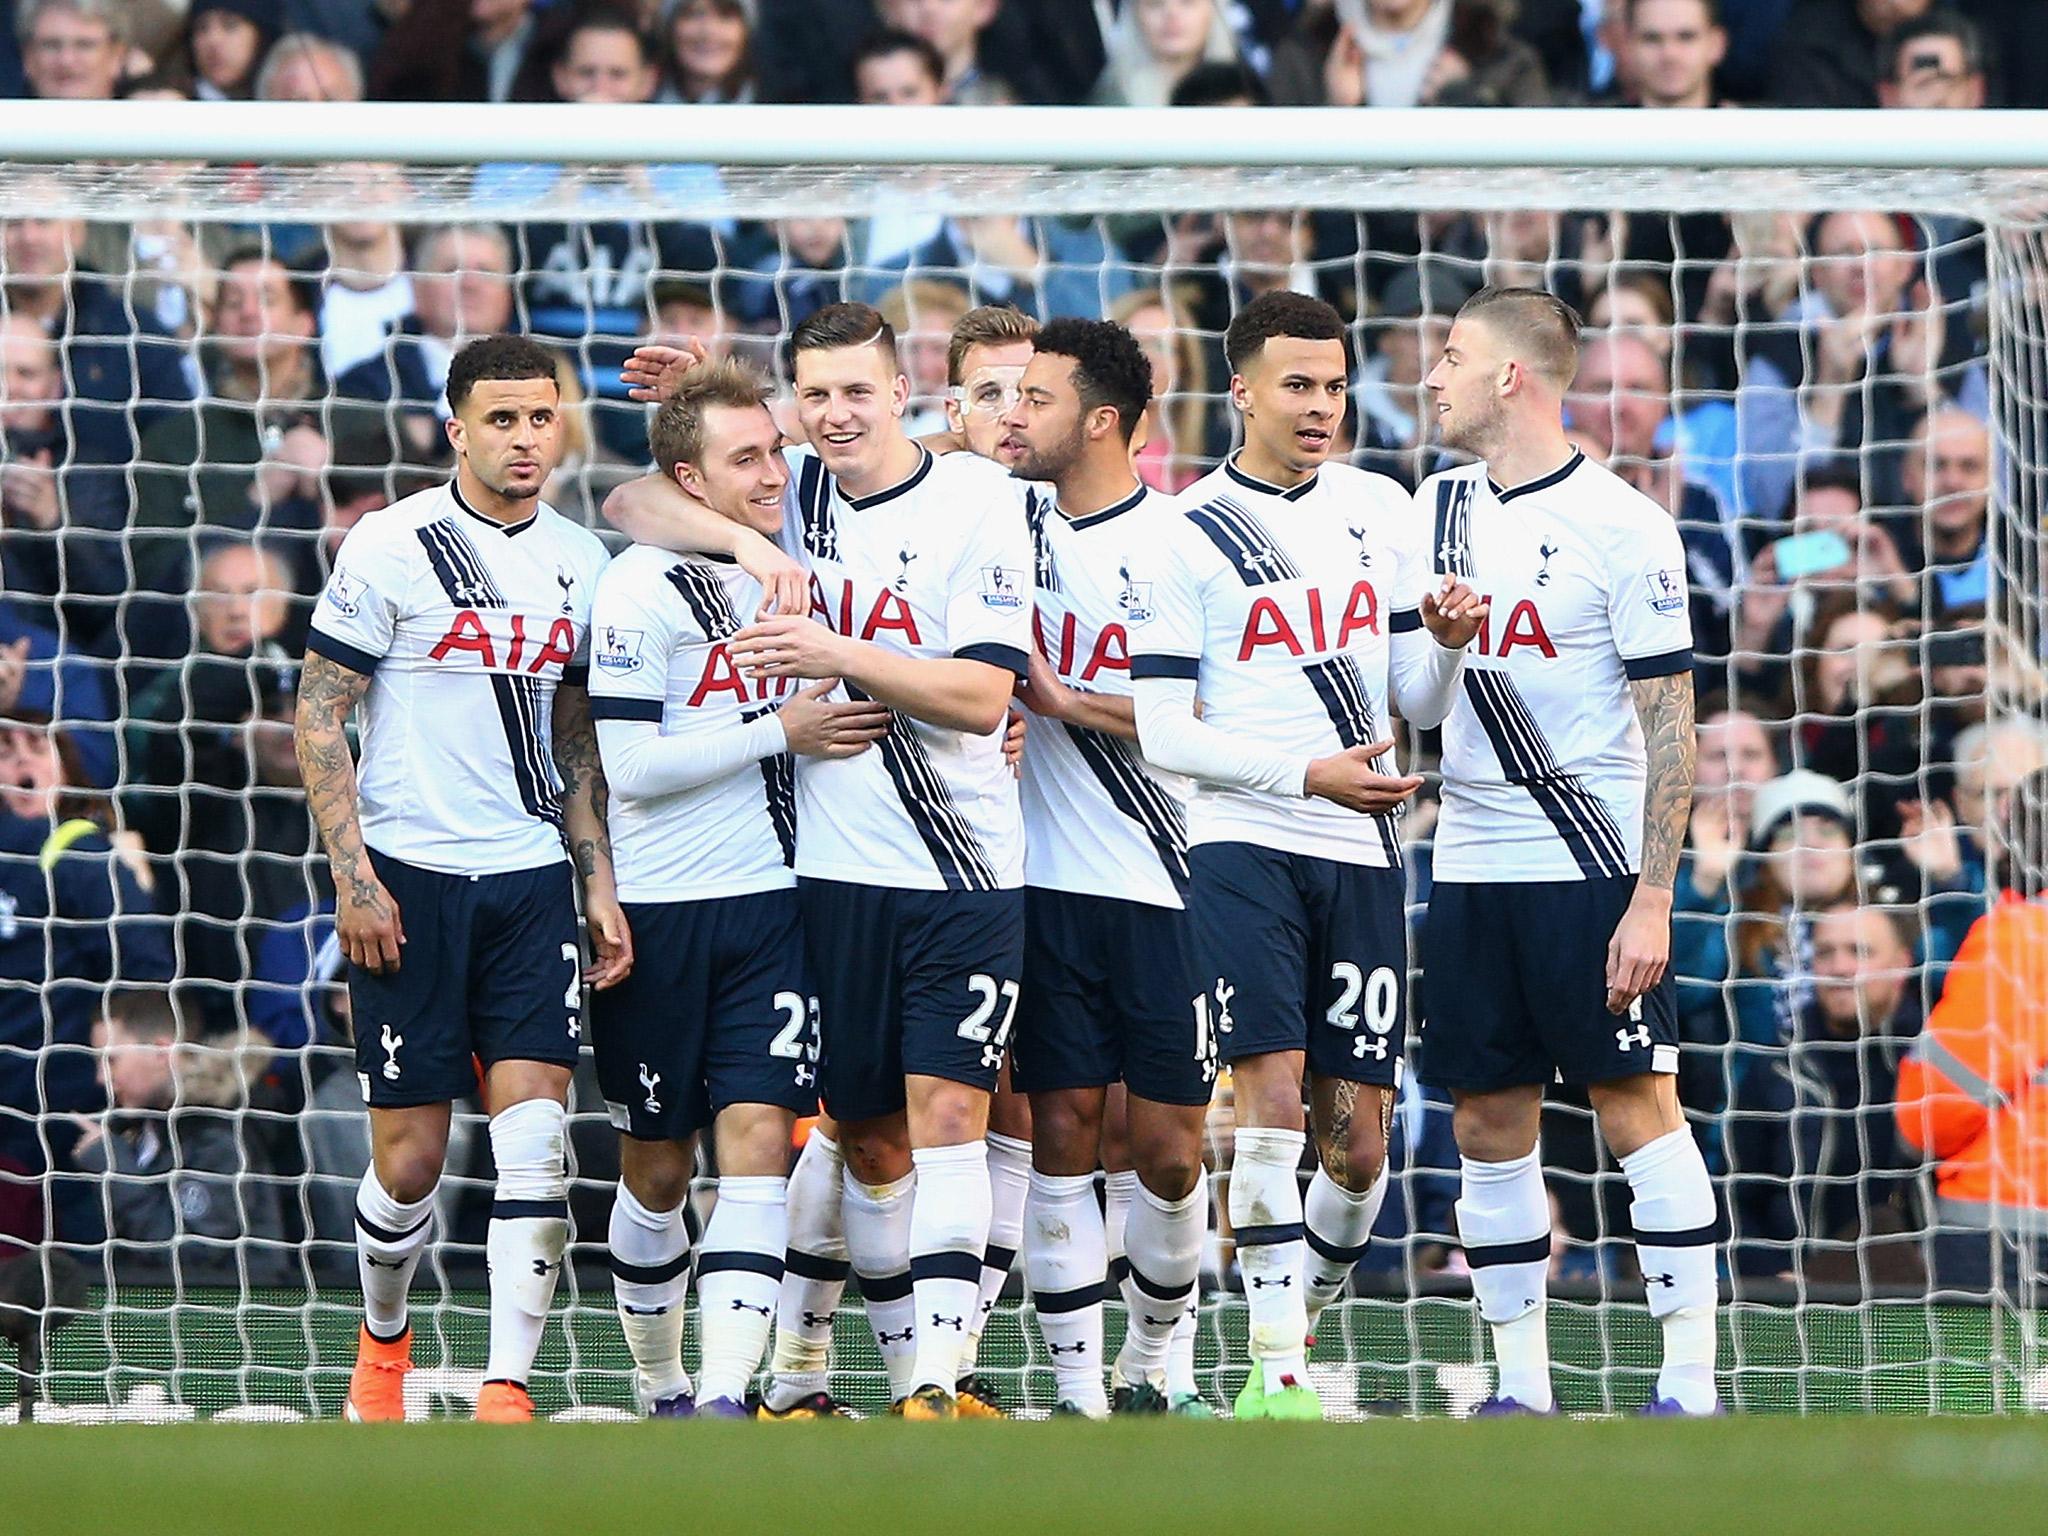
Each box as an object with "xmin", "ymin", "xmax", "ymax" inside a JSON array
[
  {"xmin": 729, "ymin": 217, "xmax": 854, "ymax": 335},
  {"xmin": 0, "ymin": 717, "xmax": 171, "ymax": 1222},
  {"xmin": 1354, "ymin": 264, "xmax": 1467, "ymax": 491},
  {"xmin": 181, "ymin": 1, "xmax": 280, "ymax": 100},
  {"xmin": 72, "ymin": 989, "xmax": 290, "ymax": 1285},
  {"xmin": 1092, "ymin": 0, "xmax": 1240, "ymax": 107},
  {"xmin": 311, "ymin": 168, "xmax": 417, "ymax": 382},
  {"xmin": 1895, "ymin": 767, "xmax": 2048, "ymax": 1292},
  {"xmin": 1769, "ymin": 0, "xmax": 1932, "ymax": 108},
  {"xmin": 1168, "ymin": 58, "xmax": 1271, "ymax": 106},
  {"xmin": 132, "ymin": 249, "xmax": 328, "ymax": 602},
  {"xmin": 852, "ymin": 26, "xmax": 947, "ymax": 106},
  {"xmin": 17, "ymin": 0, "xmax": 131, "ymax": 100},
  {"xmin": 1899, "ymin": 405, "xmax": 1990, "ymax": 618},
  {"xmin": 1726, "ymin": 899, "xmax": 1925, "ymax": 1282},
  {"xmin": 0, "ymin": 593, "xmax": 118, "ymax": 788},
  {"xmin": 1790, "ymin": 601, "xmax": 1923, "ymax": 837},
  {"xmin": 1736, "ymin": 210, "xmax": 1938, "ymax": 525},
  {"xmin": 1674, "ymin": 769, "xmax": 1865, "ymax": 1101},
  {"xmin": 254, "ymin": 30, "xmax": 365, "ymax": 101},
  {"xmin": 0, "ymin": 174, "xmax": 198, "ymax": 469},
  {"xmin": 1609, "ymin": 0, "xmax": 1725, "ymax": 107},
  {"xmin": 542, "ymin": 350, "xmax": 640, "ymax": 525},
  {"xmin": 1269, "ymin": 0, "xmax": 1549, "ymax": 108},
  {"xmin": 1878, "ymin": 8, "xmax": 1984, "ymax": 109},
  {"xmin": 1569, "ymin": 329, "xmax": 1736, "ymax": 661},
  {"xmin": 880, "ymin": 0, "xmax": 1014, "ymax": 103},
  {"xmin": 368, "ymin": 0, "xmax": 556, "ymax": 103},
  {"xmin": 1694, "ymin": 703, "xmax": 1782, "ymax": 843},
  {"xmin": 658, "ymin": 0, "xmax": 755, "ymax": 102},
  {"xmin": 0, "ymin": 313, "xmax": 127, "ymax": 656},
  {"xmin": 312, "ymin": 423, "xmax": 441, "ymax": 582},
  {"xmin": 124, "ymin": 540, "xmax": 297, "ymax": 857},
  {"xmin": 877, "ymin": 279, "xmax": 973, "ymax": 437},
  {"xmin": 1110, "ymin": 286, "xmax": 1212, "ymax": 492},
  {"xmin": 334, "ymin": 223, "xmax": 516, "ymax": 462}
]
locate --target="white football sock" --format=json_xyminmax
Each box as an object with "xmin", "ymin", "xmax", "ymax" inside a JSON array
[
  {"xmin": 842, "ymin": 1166, "xmax": 917, "ymax": 1401},
  {"xmin": 1622, "ymin": 1127, "xmax": 1721, "ymax": 1414},
  {"xmin": 1025, "ymin": 1169, "xmax": 1109, "ymax": 1416},
  {"xmin": 1303, "ymin": 1163, "xmax": 1387, "ymax": 1332},
  {"xmin": 608, "ymin": 1180, "xmax": 693, "ymax": 1406},
  {"xmin": 907, "ymin": 1142, "xmax": 992, "ymax": 1395},
  {"xmin": 1457, "ymin": 1149, "xmax": 1553, "ymax": 1413},
  {"xmin": 964, "ymin": 1131, "xmax": 1030, "ymax": 1370},
  {"xmin": 484, "ymin": 1099, "xmax": 570, "ymax": 1390},
  {"xmin": 768, "ymin": 1130, "xmax": 847, "ymax": 1410},
  {"xmin": 1103, "ymin": 1168, "xmax": 1138, "ymax": 1293},
  {"xmin": 355, "ymin": 1170, "xmax": 435, "ymax": 1342},
  {"xmin": 1118, "ymin": 1175, "xmax": 1204, "ymax": 1392},
  {"xmin": 1228, "ymin": 1126, "xmax": 1309, "ymax": 1393},
  {"xmin": 697, "ymin": 1175, "xmax": 787, "ymax": 1405}
]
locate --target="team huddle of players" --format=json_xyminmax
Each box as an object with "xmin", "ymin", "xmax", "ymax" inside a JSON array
[{"xmin": 298, "ymin": 283, "xmax": 1723, "ymax": 1424}]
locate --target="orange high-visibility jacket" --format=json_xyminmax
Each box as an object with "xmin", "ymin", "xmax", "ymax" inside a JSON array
[{"xmin": 1895, "ymin": 896, "xmax": 2048, "ymax": 1219}]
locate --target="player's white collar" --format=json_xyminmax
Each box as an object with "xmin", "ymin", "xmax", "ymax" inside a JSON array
[
  {"xmin": 1224, "ymin": 453, "xmax": 1318, "ymax": 502},
  {"xmin": 1488, "ymin": 449, "xmax": 1584, "ymax": 505},
  {"xmin": 842, "ymin": 446, "xmax": 933, "ymax": 510},
  {"xmin": 1061, "ymin": 481, "xmax": 1147, "ymax": 530},
  {"xmin": 449, "ymin": 475, "xmax": 540, "ymax": 536}
]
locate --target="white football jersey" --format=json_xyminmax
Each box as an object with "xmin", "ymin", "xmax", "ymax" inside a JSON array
[
  {"xmin": 1421, "ymin": 451, "xmax": 1695, "ymax": 883},
  {"xmin": 586, "ymin": 545, "xmax": 797, "ymax": 903},
  {"xmin": 308, "ymin": 480, "xmax": 611, "ymax": 876},
  {"xmin": 1020, "ymin": 481, "xmax": 1192, "ymax": 910},
  {"xmin": 784, "ymin": 443, "xmax": 1031, "ymax": 892},
  {"xmin": 1127, "ymin": 456, "xmax": 1432, "ymax": 867}
]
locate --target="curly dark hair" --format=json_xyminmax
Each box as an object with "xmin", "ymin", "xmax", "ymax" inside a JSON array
[
  {"xmin": 445, "ymin": 335, "xmax": 562, "ymax": 414},
  {"xmin": 1223, "ymin": 291, "xmax": 1344, "ymax": 375},
  {"xmin": 1031, "ymin": 317, "xmax": 1153, "ymax": 444}
]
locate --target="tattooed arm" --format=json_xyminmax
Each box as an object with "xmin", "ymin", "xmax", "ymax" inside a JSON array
[
  {"xmin": 294, "ymin": 652, "xmax": 404, "ymax": 974},
  {"xmin": 1606, "ymin": 670, "xmax": 1697, "ymax": 1015},
  {"xmin": 553, "ymin": 681, "xmax": 633, "ymax": 989}
]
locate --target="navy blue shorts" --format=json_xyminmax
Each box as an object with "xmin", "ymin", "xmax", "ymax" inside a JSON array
[
  {"xmin": 1419, "ymin": 876, "xmax": 1680, "ymax": 1093},
  {"xmin": 798, "ymin": 879, "xmax": 1025, "ymax": 1124},
  {"xmin": 589, "ymin": 889, "xmax": 821, "ymax": 1141},
  {"xmin": 349, "ymin": 849, "xmax": 583, "ymax": 1108},
  {"xmin": 1010, "ymin": 888, "xmax": 1212, "ymax": 1107},
  {"xmin": 1186, "ymin": 843, "xmax": 1406, "ymax": 1087}
]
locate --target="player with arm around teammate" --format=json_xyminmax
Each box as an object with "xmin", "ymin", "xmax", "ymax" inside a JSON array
[
  {"xmin": 1126, "ymin": 292, "xmax": 1487, "ymax": 1419},
  {"xmin": 297, "ymin": 336, "xmax": 629, "ymax": 1424},
  {"xmin": 607, "ymin": 303, "xmax": 1032, "ymax": 1420},
  {"xmin": 1419, "ymin": 286, "xmax": 1717, "ymax": 1417},
  {"xmin": 586, "ymin": 358, "xmax": 892, "ymax": 1417}
]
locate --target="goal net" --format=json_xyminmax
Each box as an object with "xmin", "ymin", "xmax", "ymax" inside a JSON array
[{"xmin": 0, "ymin": 104, "xmax": 2044, "ymax": 1420}]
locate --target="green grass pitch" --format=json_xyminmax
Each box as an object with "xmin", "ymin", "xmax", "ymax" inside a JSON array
[{"xmin": 8, "ymin": 1418, "xmax": 2045, "ymax": 1536}]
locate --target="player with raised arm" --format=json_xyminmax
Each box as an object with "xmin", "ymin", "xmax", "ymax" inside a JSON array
[
  {"xmin": 606, "ymin": 303, "xmax": 1031, "ymax": 1420},
  {"xmin": 998, "ymin": 317, "xmax": 1211, "ymax": 1419},
  {"xmin": 585, "ymin": 358, "xmax": 892, "ymax": 1418},
  {"xmin": 1419, "ymin": 286, "xmax": 1715, "ymax": 1417},
  {"xmin": 297, "ymin": 335, "xmax": 627, "ymax": 1425},
  {"xmin": 1126, "ymin": 291, "xmax": 1486, "ymax": 1420}
]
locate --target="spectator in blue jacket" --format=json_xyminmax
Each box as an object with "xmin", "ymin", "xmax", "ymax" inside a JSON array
[
  {"xmin": 0, "ymin": 595, "xmax": 118, "ymax": 788},
  {"xmin": 0, "ymin": 711, "xmax": 172, "ymax": 1237}
]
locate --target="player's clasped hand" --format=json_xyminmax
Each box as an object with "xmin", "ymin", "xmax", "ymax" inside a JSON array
[
  {"xmin": 1420, "ymin": 573, "xmax": 1489, "ymax": 648},
  {"xmin": 584, "ymin": 893, "xmax": 634, "ymax": 991},
  {"xmin": 730, "ymin": 613, "xmax": 846, "ymax": 680},
  {"xmin": 778, "ymin": 678, "xmax": 891, "ymax": 760},
  {"xmin": 1303, "ymin": 737, "xmax": 1425, "ymax": 815},
  {"xmin": 337, "ymin": 876, "xmax": 405, "ymax": 975}
]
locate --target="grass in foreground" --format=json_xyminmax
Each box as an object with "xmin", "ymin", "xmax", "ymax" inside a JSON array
[{"xmin": 7, "ymin": 1416, "xmax": 2046, "ymax": 1536}]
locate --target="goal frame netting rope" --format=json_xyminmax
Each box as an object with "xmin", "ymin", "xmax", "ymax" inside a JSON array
[{"xmin": 1, "ymin": 102, "xmax": 2044, "ymax": 1419}]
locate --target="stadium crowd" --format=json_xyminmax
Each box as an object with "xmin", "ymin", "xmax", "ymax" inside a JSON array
[{"xmin": 0, "ymin": 0, "xmax": 2043, "ymax": 1310}]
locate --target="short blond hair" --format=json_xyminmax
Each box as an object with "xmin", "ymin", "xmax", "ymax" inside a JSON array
[
  {"xmin": 1459, "ymin": 285, "xmax": 1583, "ymax": 390},
  {"xmin": 649, "ymin": 357, "xmax": 775, "ymax": 476},
  {"xmin": 946, "ymin": 305, "xmax": 1039, "ymax": 386}
]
